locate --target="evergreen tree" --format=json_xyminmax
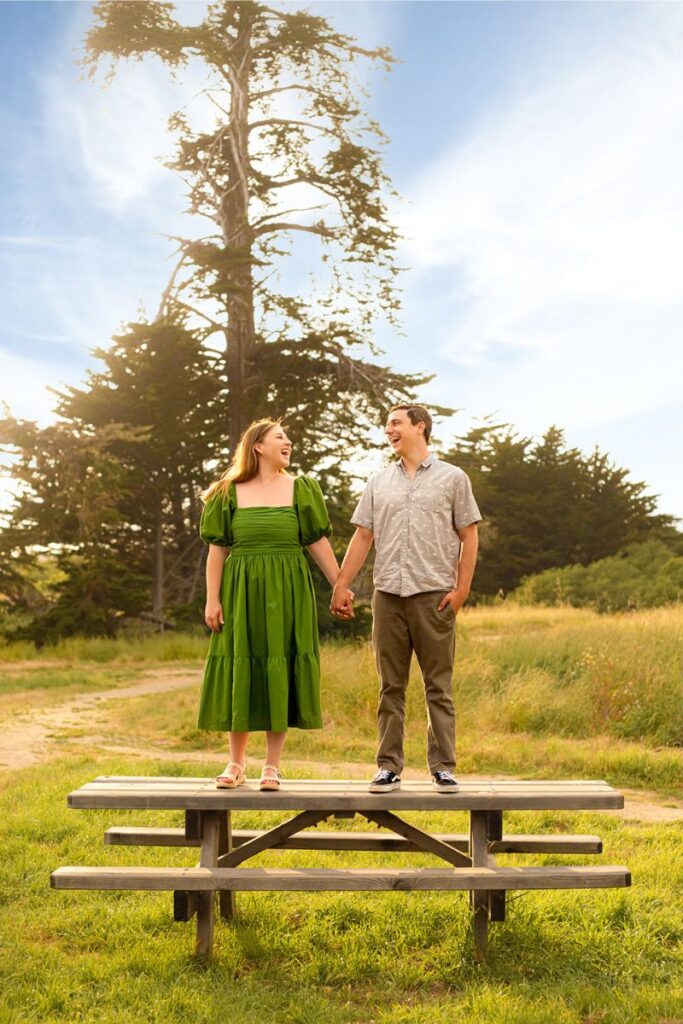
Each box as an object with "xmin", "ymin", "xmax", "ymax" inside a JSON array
[
  {"xmin": 1, "ymin": 0, "xmax": 432, "ymax": 638},
  {"xmin": 51, "ymin": 316, "xmax": 222, "ymax": 626},
  {"xmin": 0, "ymin": 412, "xmax": 149, "ymax": 640},
  {"xmin": 446, "ymin": 422, "xmax": 675, "ymax": 596},
  {"xmin": 83, "ymin": 0, "xmax": 428, "ymax": 461}
]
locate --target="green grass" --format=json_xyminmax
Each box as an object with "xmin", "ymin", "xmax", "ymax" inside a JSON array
[
  {"xmin": 0, "ymin": 757, "xmax": 682, "ymax": 1024},
  {"xmin": 2, "ymin": 604, "xmax": 681, "ymax": 743},
  {"xmin": 0, "ymin": 668, "xmax": 134, "ymax": 696},
  {"xmin": 1, "ymin": 607, "xmax": 682, "ymax": 1021},
  {"xmin": 0, "ymin": 631, "xmax": 207, "ymax": 664},
  {"xmin": 82, "ymin": 607, "xmax": 683, "ymax": 798}
]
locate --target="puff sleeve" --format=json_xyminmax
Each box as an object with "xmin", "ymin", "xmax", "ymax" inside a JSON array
[
  {"xmin": 296, "ymin": 476, "xmax": 332, "ymax": 546},
  {"xmin": 199, "ymin": 489, "xmax": 233, "ymax": 547}
]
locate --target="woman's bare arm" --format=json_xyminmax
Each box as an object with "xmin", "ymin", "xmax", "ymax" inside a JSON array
[
  {"xmin": 306, "ymin": 536, "xmax": 341, "ymax": 587},
  {"xmin": 205, "ymin": 544, "xmax": 229, "ymax": 631}
]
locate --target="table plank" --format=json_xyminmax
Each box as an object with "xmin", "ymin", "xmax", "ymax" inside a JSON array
[{"xmin": 68, "ymin": 777, "xmax": 624, "ymax": 811}]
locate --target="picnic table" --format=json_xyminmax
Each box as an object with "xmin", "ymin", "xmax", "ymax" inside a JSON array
[{"xmin": 51, "ymin": 776, "xmax": 631, "ymax": 960}]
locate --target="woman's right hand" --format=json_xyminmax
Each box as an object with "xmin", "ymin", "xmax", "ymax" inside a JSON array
[{"xmin": 205, "ymin": 599, "xmax": 224, "ymax": 632}]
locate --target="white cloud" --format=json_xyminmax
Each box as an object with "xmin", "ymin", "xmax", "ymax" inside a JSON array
[
  {"xmin": 399, "ymin": 5, "xmax": 683, "ymax": 435},
  {"xmin": 41, "ymin": 56, "xmax": 216, "ymax": 220}
]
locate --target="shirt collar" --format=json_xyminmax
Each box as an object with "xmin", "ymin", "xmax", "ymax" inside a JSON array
[{"xmin": 398, "ymin": 453, "xmax": 436, "ymax": 472}]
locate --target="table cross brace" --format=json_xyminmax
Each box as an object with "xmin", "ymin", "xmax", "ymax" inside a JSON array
[
  {"xmin": 362, "ymin": 810, "xmax": 472, "ymax": 868},
  {"xmin": 217, "ymin": 810, "xmax": 330, "ymax": 868}
]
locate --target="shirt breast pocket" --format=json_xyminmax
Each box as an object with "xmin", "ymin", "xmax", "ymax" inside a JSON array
[{"xmin": 416, "ymin": 487, "xmax": 450, "ymax": 514}]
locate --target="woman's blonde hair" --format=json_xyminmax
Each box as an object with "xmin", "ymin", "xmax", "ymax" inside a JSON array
[{"xmin": 202, "ymin": 418, "xmax": 285, "ymax": 502}]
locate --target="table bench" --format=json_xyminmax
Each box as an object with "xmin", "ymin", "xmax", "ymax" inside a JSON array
[{"xmin": 51, "ymin": 776, "xmax": 631, "ymax": 961}]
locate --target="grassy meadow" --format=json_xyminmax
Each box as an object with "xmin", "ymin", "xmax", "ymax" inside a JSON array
[{"xmin": 0, "ymin": 605, "xmax": 682, "ymax": 1023}]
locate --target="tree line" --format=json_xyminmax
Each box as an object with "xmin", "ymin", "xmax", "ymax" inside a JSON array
[{"xmin": 0, "ymin": 1, "xmax": 677, "ymax": 642}]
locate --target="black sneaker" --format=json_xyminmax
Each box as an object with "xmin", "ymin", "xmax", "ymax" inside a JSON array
[
  {"xmin": 368, "ymin": 768, "xmax": 401, "ymax": 793},
  {"xmin": 432, "ymin": 770, "xmax": 459, "ymax": 792}
]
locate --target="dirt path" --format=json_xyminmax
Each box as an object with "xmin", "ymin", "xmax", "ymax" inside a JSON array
[
  {"xmin": 1, "ymin": 668, "xmax": 681, "ymax": 823},
  {"xmin": 0, "ymin": 669, "xmax": 198, "ymax": 771}
]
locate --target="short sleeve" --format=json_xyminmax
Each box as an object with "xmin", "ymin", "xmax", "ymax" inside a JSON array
[
  {"xmin": 350, "ymin": 478, "xmax": 374, "ymax": 531},
  {"xmin": 296, "ymin": 476, "xmax": 332, "ymax": 545},
  {"xmin": 452, "ymin": 470, "xmax": 482, "ymax": 529},
  {"xmin": 199, "ymin": 489, "xmax": 233, "ymax": 547}
]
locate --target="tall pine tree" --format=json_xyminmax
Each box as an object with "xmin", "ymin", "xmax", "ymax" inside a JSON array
[
  {"xmin": 83, "ymin": 0, "xmax": 426, "ymax": 460},
  {"xmin": 1, "ymin": 0, "xmax": 432, "ymax": 637}
]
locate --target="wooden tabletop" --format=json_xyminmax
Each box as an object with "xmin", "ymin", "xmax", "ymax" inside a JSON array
[{"xmin": 67, "ymin": 776, "xmax": 625, "ymax": 812}]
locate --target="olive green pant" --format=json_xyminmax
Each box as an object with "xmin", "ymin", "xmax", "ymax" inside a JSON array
[{"xmin": 371, "ymin": 588, "xmax": 456, "ymax": 775}]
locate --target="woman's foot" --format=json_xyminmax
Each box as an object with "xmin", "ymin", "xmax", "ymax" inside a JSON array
[
  {"xmin": 259, "ymin": 764, "xmax": 282, "ymax": 792},
  {"xmin": 215, "ymin": 762, "xmax": 246, "ymax": 790}
]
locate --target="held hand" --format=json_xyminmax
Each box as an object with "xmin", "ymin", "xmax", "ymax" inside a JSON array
[
  {"xmin": 437, "ymin": 589, "xmax": 468, "ymax": 615},
  {"xmin": 205, "ymin": 599, "xmax": 224, "ymax": 633},
  {"xmin": 331, "ymin": 581, "xmax": 355, "ymax": 619},
  {"xmin": 335, "ymin": 591, "xmax": 355, "ymax": 620}
]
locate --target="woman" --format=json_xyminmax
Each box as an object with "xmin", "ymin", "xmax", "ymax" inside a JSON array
[{"xmin": 198, "ymin": 417, "xmax": 347, "ymax": 791}]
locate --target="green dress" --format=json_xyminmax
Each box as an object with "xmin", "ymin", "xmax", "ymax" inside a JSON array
[{"xmin": 197, "ymin": 476, "xmax": 331, "ymax": 732}]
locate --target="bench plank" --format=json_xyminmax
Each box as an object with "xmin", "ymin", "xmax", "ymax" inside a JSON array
[
  {"xmin": 103, "ymin": 826, "xmax": 604, "ymax": 854},
  {"xmin": 51, "ymin": 865, "xmax": 631, "ymax": 892}
]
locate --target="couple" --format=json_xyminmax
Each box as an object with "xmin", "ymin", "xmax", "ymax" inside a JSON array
[{"xmin": 198, "ymin": 404, "xmax": 481, "ymax": 794}]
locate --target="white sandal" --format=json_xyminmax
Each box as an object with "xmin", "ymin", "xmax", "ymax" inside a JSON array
[
  {"xmin": 215, "ymin": 762, "xmax": 246, "ymax": 790},
  {"xmin": 259, "ymin": 764, "xmax": 282, "ymax": 792}
]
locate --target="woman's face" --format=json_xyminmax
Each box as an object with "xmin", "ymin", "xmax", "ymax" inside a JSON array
[{"xmin": 255, "ymin": 425, "xmax": 292, "ymax": 470}]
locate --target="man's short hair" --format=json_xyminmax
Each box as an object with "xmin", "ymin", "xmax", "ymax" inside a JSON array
[{"xmin": 388, "ymin": 404, "xmax": 432, "ymax": 443}]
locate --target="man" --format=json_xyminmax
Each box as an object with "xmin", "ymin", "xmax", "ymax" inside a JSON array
[{"xmin": 331, "ymin": 404, "xmax": 481, "ymax": 792}]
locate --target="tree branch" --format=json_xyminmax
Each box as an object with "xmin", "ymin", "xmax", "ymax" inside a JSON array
[
  {"xmin": 249, "ymin": 168, "xmax": 339, "ymax": 204},
  {"xmin": 248, "ymin": 118, "xmax": 336, "ymax": 136},
  {"xmin": 251, "ymin": 83, "xmax": 324, "ymax": 103},
  {"xmin": 155, "ymin": 254, "xmax": 188, "ymax": 321},
  {"xmin": 171, "ymin": 299, "xmax": 224, "ymax": 332},
  {"xmin": 253, "ymin": 202, "xmax": 329, "ymax": 226},
  {"xmin": 254, "ymin": 221, "xmax": 336, "ymax": 239}
]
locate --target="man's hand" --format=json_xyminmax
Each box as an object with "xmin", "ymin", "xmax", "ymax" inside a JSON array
[
  {"xmin": 437, "ymin": 588, "xmax": 469, "ymax": 615},
  {"xmin": 331, "ymin": 581, "xmax": 355, "ymax": 619},
  {"xmin": 205, "ymin": 599, "xmax": 224, "ymax": 632}
]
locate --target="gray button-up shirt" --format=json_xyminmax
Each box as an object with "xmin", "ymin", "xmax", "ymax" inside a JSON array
[{"xmin": 350, "ymin": 454, "xmax": 481, "ymax": 597}]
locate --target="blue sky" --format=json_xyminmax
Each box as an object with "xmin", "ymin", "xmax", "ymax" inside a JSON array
[{"xmin": 1, "ymin": 1, "xmax": 682, "ymax": 520}]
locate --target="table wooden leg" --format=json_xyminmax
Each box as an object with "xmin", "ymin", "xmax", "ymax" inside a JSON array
[
  {"xmin": 218, "ymin": 811, "xmax": 235, "ymax": 920},
  {"xmin": 195, "ymin": 811, "xmax": 220, "ymax": 959},
  {"xmin": 469, "ymin": 811, "xmax": 489, "ymax": 961},
  {"xmin": 173, "ymin": 810, "xmax": 203, "ymax": 922},
  {"xmin": 486, "ymin": 810, "xmax": 506, "ymax": 922}
]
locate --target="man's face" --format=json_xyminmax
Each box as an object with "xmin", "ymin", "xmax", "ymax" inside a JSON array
[{"xmin": 385, "ymin": 409, "xmax": 423, "ymax": 456}]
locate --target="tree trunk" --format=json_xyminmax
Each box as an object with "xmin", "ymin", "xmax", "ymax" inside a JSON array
[
  {"xmin": 153, "ymin": 499, "xmax": 164, "ymax": 632},
  {"xmin": 224, "ymin": 6, "xmax": 257, "ymax": 452},
  {"xmin": 188, "ymin": 539, "xmax": 205, "ymax": 604}
]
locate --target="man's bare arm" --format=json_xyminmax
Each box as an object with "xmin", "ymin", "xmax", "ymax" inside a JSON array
[
  {"xmin": 331, "ymin": 526, "xmax": 374, "ymax": 615},
  {"xmin": 437, "ymin": 523, "xmax": 479, "ymax": 613}
]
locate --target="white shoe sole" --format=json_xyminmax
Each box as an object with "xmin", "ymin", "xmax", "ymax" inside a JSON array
[
  {"xmin": 368, "ymin": 781, "xmax": 401, "ymax": 793},
  {"xmin": 215, "ymin": 776, "xmax": 245, "ymax": 790},
  {"xmin": 432, "ymin": 781, "xmax": 459, "ymax": 793}
]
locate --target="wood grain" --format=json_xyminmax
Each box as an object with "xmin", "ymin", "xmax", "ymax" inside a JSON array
[
  {"xmin": 50, "ymin": 865, "xmax": 631, "ymax": 892},
  {"xmin": 68, "ymin": 776, "xmax": 625, "ymax": 812},
  {"xmin": 103, "ymin": 826, "xmax": 604, "ymax": 855}
]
